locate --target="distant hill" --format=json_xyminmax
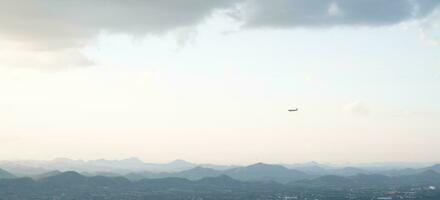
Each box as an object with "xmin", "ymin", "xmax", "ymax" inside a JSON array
[
  {"xmin": 396, "ymin": 170, "xmax": 440, "ymax": 185},
  {"xmin": 293, "ymin": 175, "xmax": 354, "ymax": 188},
  {"xmin": 170, "ymin": 166, "xmax": 223, "ymax": 180},
  {"xmin": 33, "ymin": 170, "xmax": 62, "ymax": 180},
  {"xmin": 2, "ymin": 158, "xmax": 439, "ymax": 181},
  {"xmin": 1, "ymin": 170, "xmax": 440, "ymax": 199},
  {"xmin": 424, "ymin": 164, "xmax": 440, "ymax": 173},
  {"xmin": 126, "ymin": 163, "xmax": 308, "ymax": 183},
  {"xmin": 124, "ymin": 167, "xmax": 219, "ymax": 181},
  {"xmin": 197, "ymin": 175, "xmax": 243, "ymax": 188},
  {"xmin": 291, "ymin": 170, "xmax": 440, "ymax": 189},
  {"xmin": 0, "ymin": 158, "xmax": 199, "ymax": 174},
  {"xmin": 0, "ymin": 168, "xmax": 15, "ymax": 179},
  {"xmin": 332, "ymin": 167, "xmax": 368, "ymax": 176},
  {"xmin": 224, "ymin": 163, "xmax": 309, "ymax": 183}
]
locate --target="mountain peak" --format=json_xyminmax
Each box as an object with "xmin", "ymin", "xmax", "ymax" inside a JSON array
[
  {"xmin": 169, "ymin": 159, "xmax": 192, "ymax": 165},
  {"xmin": 198, "ymin": 175, "xmax": 241, "ymax": 186},
  {"xmin": 43, "ymin": 171, "xmax": 87, "ymax": 184},
  {"xmin": 0, "ymin": 168, "xmax": 16, "ymax": 179},
  {"xmin": 247, "ymin": 162, "xmax": 286, "ymax": 170},
  {"xmin": 121, "ymin": 157, "xmax": 144, "ymax": 164}
]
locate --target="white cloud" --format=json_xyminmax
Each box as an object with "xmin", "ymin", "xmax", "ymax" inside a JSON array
[
  {"xmin": 343, "ymin": 101, "xmax": 371, "ymax": 117},
  {"xmin": 419, "ymin": 9, "xmax": 440, "ymax": 46},
  {"xmin": 0, "ymin": 39, "xmax": 93, "ymax": 70},
  {"xmin": 328, "ymin": 2, "xmax": 343, "ymax": 17}
]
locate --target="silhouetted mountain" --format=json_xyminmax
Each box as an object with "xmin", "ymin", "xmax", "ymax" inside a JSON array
[
  {"xmin": 374, "ymin": 164, "xmax": 440, "ymax": 177},
  {"xmin": 293, "ymin": 175, "xmax": 354, "ymax": 188},
  {"xmin": 225, "ymin": 163, "xmax": 309, "ymax": 183},
  {"xmin": 396, "ymin": 170, "xmax": 440, "ymax": 185},
  {"xmin": 351, "ymin": 174, "xmax": 392, "ymax": 187},
  {"xmin": 125, "ymin": 163, "xmax": 309, "ymax": 183},
  {"xmin": 125, "ymin": 171, "xmax": 158, "ymax": 181},
  {"xmin": 0, "ymin": 168, "xmax": 16, "ymax": 179},
  {"xmin": 125, "ymin": 166, "xmax": 222, "ymax": 181},
  {"xmin": 379, "ymin": 167, "xmax": 421, "ymax": 176},
  {"xmin": 332, "ymin": 167, "xmax": 368, "ymax": 176},
  {"xmin": 424, "ymin": 164, "xmax": 440, "ymax": 173},
  {"xmin": 41, "ymin": 171, "xmax": 88, "ymax": 185},
  {"xmin": 290, "ymin": 170, "xmax": 440, "ymax": 190},
  {"xmin": 39, "ymin": 171, "xmax": 131, "ymax": 191},
  {"xmin": 1, "ymin": 170, "xmax": 440, "ymax": 199},
  {"xmin": 198, "ymin": 163, "xmax": 237, "ymax": 170},
  {"xmin": 0, "ymin": 158, "xmax": 199, "ymax": 174},
  {"xmin": 197, "ymin": 175, "xmax": 243, "ymax": 188},
  {"xmin": 172, "ymin": 166, "xmax": 223, "ymax": 180},
  {"xmin": 291, "ymin": 165, "xmax": 329, "ymax": 176},
  {"xmin": 33, "ymin": 170, "xmax": 62, "ymax": 180}
]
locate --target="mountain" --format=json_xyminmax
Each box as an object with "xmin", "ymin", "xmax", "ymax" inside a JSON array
[
  {"xmin": 396, "ymin": 170, "xmax": 440, "ymax": 185},
  {"xmin": 124, "ymin": 163, "xmax": 310, "ymax": 183},
  {"xmin": 372, "ymin": 164, "xmax": 440, "ymax": 177},
  {"xmin": 332, "ymin": 167, "xmax": 368, "ymax": 176},
  {"xmin": 350, "ymin": 174, "xmax": 392, "ymax": 187},
  {"xmin": 293, "ymin": 175, "xmax": 354, "ymax": 188},
  {"xmin": 41, "ymin": 171, "xmax": 88, "ymax": 185},
  {"xmin": 125, "ymin": 166, "xmax": 223, "ymax": 181},
  {"xmin": 0, "ymin": 158, "xmax": 200, "ymax": 174},
  {"xmin": 136, "ymin": 177, "xmax": 195, "ymax": 190},
  {"xmin": 33, "ymin": 170, "xmax": 62, "ymax": 180},
  {"xmin": 290, "ymin": 165, "xmax": 329, "ymax": 176},
  {"xmin": 125, "ymin": 171, "xmax": 158, "ymax": 181},
  {"xmin": 0, "ymin": 162, "xmax": 49, "ymax": 177},
  {"xmin": 0, "ymin": 168, "xmax": 15, "ymax": 179},
  {"xmin": 198, "ymin": 163, "xmax": 237, "ymax": 170},
  {"xmin": 40, "ymin": 171, "xmax": 131, "ymax": 189},
  {"xmin": 291, "ymin": 170, "xmax": 440, "ymax": 190},
  {"xmin": 424, "ymin": 164, "xmax": 440, "ymax": 173},
  {"xmin": 171, "ymin": 166, "xmax": 223, "ymax": 180},
  {"xmin": 2, "ymin": 171, "xmax": 440, "ymax": 199},
  {"xmin": 197, "ymin": 175, "xmax": 243, "ymax": 187},
  {"xmin": 225, "ymin": 163, "xmax": 309, "ymax": 183}
]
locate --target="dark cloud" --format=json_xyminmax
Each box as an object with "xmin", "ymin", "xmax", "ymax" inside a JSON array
[{"xmin": 237, "ymin": 0, "xmax": 440, "ymax": 28}]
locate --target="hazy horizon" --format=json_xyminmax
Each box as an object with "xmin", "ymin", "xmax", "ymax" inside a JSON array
[
  {"xmin": 1, "ymin": 157, "xmax": 439, "ymax": 168},
  {"xmin": 1, "ymin": 0, "xmax": 440, "ymax": 164}
]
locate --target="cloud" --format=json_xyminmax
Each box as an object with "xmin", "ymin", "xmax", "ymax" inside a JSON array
[
  {"xmin": 0, "ymin": 39, "xmax": 93, "ymax": 70},
  {"xmin": 419, "ymin": 8, "xmax": 440, "ymax": 45},
  {"xmin": 2, "ymin": 0, "xmax": 438, "ymax": 52},
  {"xmin": 235, "ymin": 0, "xmax": 440, "ymax": 28},
  {"xmin": 1, "ymin": 0, "xmax": 439, "ymax": 69},
  {"xmin": 0, "ymin": 0, "xmax": 238, "ymax": 50},
  {"xmin": 343, "ymin": 101, "xmax": 371, "ymax": 117},
  {"xmin": 0, "ymin": 0, "xmax": 239, "ymax": 69}
]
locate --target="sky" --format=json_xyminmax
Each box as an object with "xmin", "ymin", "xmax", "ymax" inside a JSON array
[{"xmin": 0, "ymin": 0, "xmax": 439, "ymax": 164}]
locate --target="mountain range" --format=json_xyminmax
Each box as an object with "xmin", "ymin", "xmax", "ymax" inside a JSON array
[
  {"xmin": 1, "ymin": 169, "xmax": 440, "ymax": 200},
  {"xmin": 1, "ymin": 158, "xmax": 439, "ymax": 183}
]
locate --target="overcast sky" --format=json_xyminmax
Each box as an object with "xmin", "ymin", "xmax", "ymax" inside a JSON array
[{"xmin": 0, "ymin": 0, "xmax": 439, "ymax": 164}]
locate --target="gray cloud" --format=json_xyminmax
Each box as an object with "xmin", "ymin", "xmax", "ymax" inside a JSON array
[
  {"xmin": 1, "ymin": 0, "xmax": 439, "ymax": 51},
  {"xmin": 0, "ymin": 0, "xmax": 237, "ymax": 50},
  {"xmin": 1, "ymin": 0, "xmax": 439, "ymax": 69},
  {"xmin": 237, "ymin": 0, "xmax": 440, "ymax": 28}
]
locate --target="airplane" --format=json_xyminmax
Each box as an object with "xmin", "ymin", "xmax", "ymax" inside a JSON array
[{"xmin": 288, "ymin": 109, "xmax": 298, "ymax": 112}]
